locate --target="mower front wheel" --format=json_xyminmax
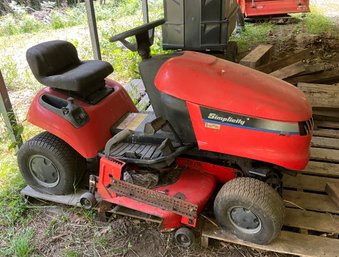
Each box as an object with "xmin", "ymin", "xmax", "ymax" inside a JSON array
[
  {"xmin": 174, "ymin": 227, "xmax": 195, "ymax": 247},
  {"xmin": 80, "ymin": 192, "xmax": 97, "ymax": 209},
  {"xmin": 18, "ymin": 132, "xmax": 86, "ymax": 195},
  {"xmin": 214, "ymin": 177, "xmax": 284, "ymax": 245}
]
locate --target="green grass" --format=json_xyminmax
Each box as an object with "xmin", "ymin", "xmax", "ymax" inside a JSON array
[
  {"xmin": 0, "ymin": 228, "xmax": 34, "ymax": 257},
  {"xmin": 231, "ymin": 22, "xmax": 274, "ymax": 52},
  {"xmin": 303, "ymin": 11, "xmax": 337, "ymax": 35}
]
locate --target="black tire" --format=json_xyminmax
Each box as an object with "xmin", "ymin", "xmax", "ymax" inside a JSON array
[
  {"xmin": 174, "ymin": 227, "xmax": 195, "ymax": 247},
  {"xmin": 214, "ymin": 177, "xmax": 284, "ymax": 245},
  {"xmin": 80, "ymin": 192, "xmax": 97, "ymax": 209},
  {"xmin": 18, "ymin": 131, "xmax": 86, "ymax": 195}
]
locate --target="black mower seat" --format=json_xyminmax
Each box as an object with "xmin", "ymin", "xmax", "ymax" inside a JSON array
[{"xmin": 26, "ymin": 40, "xmax": 113, "ymax": 96}]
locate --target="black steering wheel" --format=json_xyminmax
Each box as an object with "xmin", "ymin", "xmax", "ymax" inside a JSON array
[{"xmin": 109, "ymin": 19, "xmax": 165, "ymax": 59}]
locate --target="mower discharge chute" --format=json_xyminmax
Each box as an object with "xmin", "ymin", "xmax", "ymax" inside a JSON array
[{"xmin": 18, "ymin": 19, "xmax": 313, "ymax": 246}]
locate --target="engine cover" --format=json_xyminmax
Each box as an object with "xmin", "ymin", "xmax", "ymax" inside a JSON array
[{"xmin": 155, "ymin": 51, "xmax": 313, "ymax": 170}]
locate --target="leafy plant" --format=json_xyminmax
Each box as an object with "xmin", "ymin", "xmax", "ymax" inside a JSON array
[
  {"xmin": 1, "ymin": 228, "xmax": 34, "ymax": 257},
  {"xmin": 230, "ymin": 22, "xmax": 274, "ymax": 52}
]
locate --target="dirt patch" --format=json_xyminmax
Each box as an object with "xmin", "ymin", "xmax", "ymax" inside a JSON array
[{"xmin": 16, "ymin": 203, "xmax": 292, "ymax": 257}]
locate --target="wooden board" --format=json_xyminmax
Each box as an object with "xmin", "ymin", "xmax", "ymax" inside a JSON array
[
  {"xmin": 297, "ymin": 83, "xmax": 339, "ymax": 108},
  {"xmin": 316, "ymin": 120, "xmax": 339, "ymax": 129},
  {"xmin": 311, "ymin": 147, "xmax": 339, "ymax": 162},
  {"xmin": 256, "ymin": 49, "xmax": 311, "ymax": 73},
  {"xmin": 303, "ymin": 161, "xmax": 339, "ymax": 177},
  {"xmin": 201, "ymin": 222, "xmax": 339, "ymax": 257},
  {"xmin": 283, "ymin": 173, "xmax": 339, "ymax": 192},
  {"xmin": 284, "ymin": 208, "xmax": 339, "ymax": 233},
  {"xmin": 325, "ymin": 182, "xmax": 339, "ymax": 208},
  {"xmin": 313, "ymin": 128, "xmax": 339, "ymax": 139},
  {"xmin": 311, "ymin": 136, "xmax": 339, "ymax": 150},
  {"xmin": 283, "ymin": 190, "xmax": 339, "ymax": 214},
  {"xmin": 269, "ymin": 61, "xmax": 305, "ymax": 79},
  {"xmin": 286, "ymin": 70, "xmax": 339, "ymax": 85},
  {"xmin": 239, "ymin": 44, "xmax": 273, "ymax": 68}
]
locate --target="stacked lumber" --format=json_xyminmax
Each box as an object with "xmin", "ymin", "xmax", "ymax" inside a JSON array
[{"xmin": 240, "ymin": 47, "xmax": 339, "ymax": 85}]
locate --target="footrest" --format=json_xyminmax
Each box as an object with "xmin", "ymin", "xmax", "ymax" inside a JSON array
[{"xmin": 110, "ymin": 141, "xmax": 164, "ymax": 160}]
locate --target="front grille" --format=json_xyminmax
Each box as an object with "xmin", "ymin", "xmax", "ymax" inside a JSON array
[{"xmin": 299, "ymin": 118, "xmax": 314, "ymax": 136}]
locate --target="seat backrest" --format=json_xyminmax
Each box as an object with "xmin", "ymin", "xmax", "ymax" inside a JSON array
[{"xmin": 26, "ymin": 40, "xmax": 80, "ymax": 79}]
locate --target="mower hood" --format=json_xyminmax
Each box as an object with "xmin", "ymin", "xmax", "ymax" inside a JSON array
[{"xmin": 155, "ymin": 51, "xmax": 311, "ymax": 122}]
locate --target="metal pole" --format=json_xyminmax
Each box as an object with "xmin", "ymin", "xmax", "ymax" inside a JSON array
[
  {"xmin": 141, "ymin": 0, "xmax": 149, "ymax": 24},
  {"xmin": 85, "ymin": 0, "xmax": 102, "ymax": 60},
  {"xmin": 0, "ymin": 70, "xmax": 23, "ymax": 151}
]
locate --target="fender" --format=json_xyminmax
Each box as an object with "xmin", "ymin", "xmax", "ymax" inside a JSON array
[{"xmin": 27, "ymin": 79, "xmax": 137, "ymax": 158}]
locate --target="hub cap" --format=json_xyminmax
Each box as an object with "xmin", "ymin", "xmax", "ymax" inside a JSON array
[
  {"xmin": 228, "ymin": 207, "xmax": 262, "ymax": 234},
  {"xmin": 29, "ymin": 155, "xmax": 60, "ymax": 188}
]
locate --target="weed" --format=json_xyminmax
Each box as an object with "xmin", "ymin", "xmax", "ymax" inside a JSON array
[
  {"xmin": 231, "ymin": 22, "xmax": 274, "ymax": 52},
  {"xmin": 1, "ymin": 228, "xmax": 34, "ymax": 257},
  {"xmin": 0, "ymin": 145, "xmax": 26, "ymax": 226},
  {"xmin": 46, "ymin": 218, "xmax": 59, "ymax": 237},
  {"xmin": 303, "ymin": 11, "xmax": 337, "ymax": 36},
  {"xmin": 62, "ymin": 249, "xmax": 80, "ymax": 257},
  {"xmin": 94, "ymin": 234, "xmax": 109, "ymax": 248},
  {"xmin": 0, "ymin": 56, "xmax": 19, "ymax": 90},
  {"xmin": 82, "ymin": 209, "xmax": 96, "ymax": 221}
]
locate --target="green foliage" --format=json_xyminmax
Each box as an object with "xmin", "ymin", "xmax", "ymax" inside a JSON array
[
  {"xmin": 0, "ymin": 152, "xmax": 26, "ymax": 226},
  {"xmin": 50, "ymin": 5, "xmax": 86, "ymax": 29},
  {"xmin": 0, "ymin": 13, "xmax": 43, "ymax": 35},
  {"xmin": 303, "ymin": 12, "xmax": 336, "ymax": 35},
  {"xmin": 1, "ymin": 228, "xmax": 34, "ymax": 257},
  {"xmin": 231, "ymin": 22, "xmax": 274, "ymax": 52},
  {"xmin": 0, "ymin": 56, "xmax": 18, "ymax": 90},
  {"xmin": 62, "ymin": 249, "xmax": 80, "ymax": 257}
]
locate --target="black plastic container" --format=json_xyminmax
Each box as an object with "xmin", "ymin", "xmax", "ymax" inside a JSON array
[{"xmin": 162, "ymin": 0, "xmax": 238, "ymax": 51}]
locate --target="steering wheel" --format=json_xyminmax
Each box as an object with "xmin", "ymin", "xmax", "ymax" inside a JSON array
[{"xmin": 109, "ymin": 19, "xmax": 165, "ymax": 59}]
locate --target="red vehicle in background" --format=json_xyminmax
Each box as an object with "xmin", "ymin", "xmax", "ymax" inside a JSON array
[{"xmin": 237, "ymin": 0, "xmax": 310, "ymax": 17}]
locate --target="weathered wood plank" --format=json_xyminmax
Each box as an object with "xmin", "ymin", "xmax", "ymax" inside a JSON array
[
  {"xmin": 302, "ymin": 161, "xmax": 339, "ymax": 177},
  {"xmin": 313, "ymin": 108, "xmax": 339, "ymax": 122},
  {"xmin": 287, "ymin": 70, "xmax": 339, "ymax": 85},
  {"xmin": 270, "ymin": 61, "xmax": 305, "ymax": 79},
  {"xmin": 202, "ymin": 221, "xmax": 339, "ymax": 257},
  {"xmin": 284, "ymin": 208, "xmax": 339, "ymax": 234},
  {"xmin": 297, "ymin": 83, "xmax": 339, "ymax": 108},
  {"xmin": 311, "ymin": 136, "xmax": 339, "ymax": 150},
  {"xmin": 316, "ymin": 120, "xmax": 339, "ymax": 129},
  {"xmin": 239, "ymin": 44, "xmax": 273, "ymax": 68},
  {"xmin": 311, "ymin": 147, "xmax": 339, "ymax": 162},
  {"xmin": 283, "ymin": 190, "xmax": 339, "ymax": 214},
  {"xmin": 299, "ymin": 63, "xmax": 327, "ymax": 76},
  {"xmin": 325, "ymin": 182, "xmax": 339, "ymax": 208},
  {"xmin": 313, "ymin": 128, "xmax": 339, "ymax": 139},
  {"xmin": 283, "ymin": 174, "xmax": 339, "ymax": 192},
  {"xmin": 256, "ymin": 49, "xmax": 311, "ymax": 73}
]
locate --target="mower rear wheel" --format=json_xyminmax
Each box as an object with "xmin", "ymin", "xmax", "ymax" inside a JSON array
[
  {"xmin": 18, "ymin": 132, "xmax": 86, "ymax": 195},
  {"xmin": 174, "ymin": 227, "xmax": 195, "ymax": 247},
  {"xmin": 214, "ymin": 177, "xmax": 284, "ymax": 245}
]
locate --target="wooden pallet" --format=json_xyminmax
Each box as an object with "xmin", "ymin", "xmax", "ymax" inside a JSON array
[{"xmin": 201, "ymin": 128, "xmax": 339, "ymax": 257}]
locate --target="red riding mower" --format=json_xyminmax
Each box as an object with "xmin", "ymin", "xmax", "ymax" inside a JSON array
[{"xmin": 18, "ymin": 19, "xmax": 313, "ymax": 246}]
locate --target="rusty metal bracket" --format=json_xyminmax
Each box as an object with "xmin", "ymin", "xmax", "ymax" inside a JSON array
[{"xmin": 107, "ymin": 178, "xmax": 198, "ymax": 219}]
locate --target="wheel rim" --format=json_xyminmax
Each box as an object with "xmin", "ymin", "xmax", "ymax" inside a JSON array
[
  {"xmin": 80, "ymin": 198, "xmax": 92, "ymax": 209},
  {"xmin": 228, "ymin": 206, "xmax": 262, "ymax": 234},
  {"xmin": 176, "ymin": 233, "xmax": 191, "ymax": 247},
  {"xmin": 28, "ymin": 154, "xmax": 60, "ymax": 188}
]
